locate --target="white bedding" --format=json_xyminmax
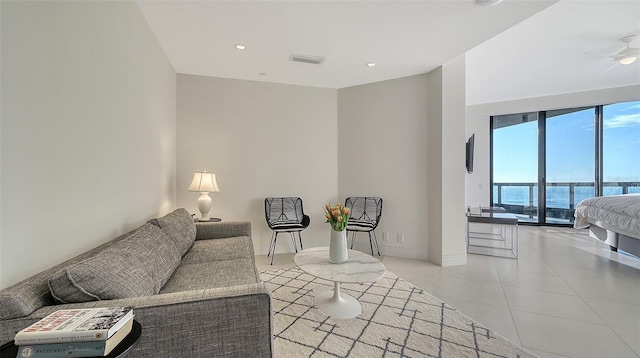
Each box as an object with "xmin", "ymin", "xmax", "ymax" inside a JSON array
[{"xmin": 574, "ymin": 194, "xmax": 640, "ymax": 239}]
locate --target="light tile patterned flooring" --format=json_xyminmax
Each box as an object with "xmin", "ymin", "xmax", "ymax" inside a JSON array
[{"xmin": 255, "ymin": 226, "xmax": 640, "ymax": 358}]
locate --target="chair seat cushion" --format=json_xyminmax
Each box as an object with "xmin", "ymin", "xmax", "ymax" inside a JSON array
[
  {"xmin": 347, "ymin": 219, "xmax": 376, "ymax": 230},
  {"xmin": 269, "ymin": 219, "xmax": 305, "ymax": 230}
]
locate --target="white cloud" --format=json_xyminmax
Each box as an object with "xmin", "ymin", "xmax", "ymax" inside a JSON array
[{"xmin": 604, "ymin": 113, "xmax": 640, "ymax": 129}]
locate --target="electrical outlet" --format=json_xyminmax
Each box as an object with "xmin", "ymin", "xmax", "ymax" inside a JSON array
[
  {"xmin": 397, "ymin": 233, "xmax": 405, "ymax": 243},
  {"xmin": 383, "ymin": 232, "xmax": 390, "ymax": 241}
]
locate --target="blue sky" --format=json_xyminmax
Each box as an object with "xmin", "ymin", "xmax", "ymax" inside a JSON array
[{"xmin": 494, "ymin": 101, "xmax": 640, "ymax": 183}]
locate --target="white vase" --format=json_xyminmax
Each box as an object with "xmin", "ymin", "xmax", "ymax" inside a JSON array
[{"xmin": 329, "ymin": 229, "xmax": 348, "ymax": 264}]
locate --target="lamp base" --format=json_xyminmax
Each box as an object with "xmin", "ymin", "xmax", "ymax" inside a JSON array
[{"xmin": 196, "ymin": 193, "xmax": 212, "ymax": 222}]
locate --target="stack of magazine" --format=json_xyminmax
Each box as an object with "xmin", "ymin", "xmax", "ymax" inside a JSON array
[{"xmin": 14, "ymin": 307, "xmax": 134, "ymax": 358}]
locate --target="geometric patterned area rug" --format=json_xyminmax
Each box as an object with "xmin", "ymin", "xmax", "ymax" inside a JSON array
[{"xmin": 260, "ymin": 268, "xmax": 537, "ymax": 358}]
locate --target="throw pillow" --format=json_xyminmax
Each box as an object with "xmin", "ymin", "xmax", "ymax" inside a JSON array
[
  {"xmin": 48, "ymin": 223, "xmax": 181, "ymax": 303},
  {"xmin": 148, "ymin": 208, "xmax": 196, "ymax": 256}
]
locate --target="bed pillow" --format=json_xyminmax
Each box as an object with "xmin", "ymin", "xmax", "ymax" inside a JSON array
[
  {"xmin": 48, "ymin": 223, "xmax": 181, "ymax": 303},
  {"xmin": 148, "ymin": 208, "xmax": 196, "ymax": 256}
]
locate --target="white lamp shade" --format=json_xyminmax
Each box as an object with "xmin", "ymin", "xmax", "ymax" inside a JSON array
[{"xmin": 187, "ymin": 172, "xmax": 220, "ymax": 193}]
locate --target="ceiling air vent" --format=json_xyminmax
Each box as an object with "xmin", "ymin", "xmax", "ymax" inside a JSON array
[{"xmin": 290, "ymin": 54, "xmax": 325, "ymax": 65}]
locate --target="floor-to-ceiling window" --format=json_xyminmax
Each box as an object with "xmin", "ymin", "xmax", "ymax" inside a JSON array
[
  {"xmin": 603, "ymin": 101, "xmax": 640, "ymax": 196},
  {"xmin": 545, "ymin": 107, "xmax": 595, "ymax": 223},
  {"xmin": 492, "ymin": 112, "xmax": 539, "ymax": 223},
  {"xmin": 491, "ymin": 100, "xmax": 640, "ymax": 225}
]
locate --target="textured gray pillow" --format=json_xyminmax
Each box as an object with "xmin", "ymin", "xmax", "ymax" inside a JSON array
[
  {"xmin": 0, "ymin": 280, "xmax": 53, "ymax": 320},
  {"xmin": 48, "ymin": 223, "xmax": 181, "ymax": 303},
  {"xmin": 148, "ymin": 208, "xmax": 196, "ymax": 256}
]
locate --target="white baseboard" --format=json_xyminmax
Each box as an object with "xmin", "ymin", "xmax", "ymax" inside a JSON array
[
  {"xmin": 379, "ymin": 245, "xmax": 428, "ymax": 260},
  {"xmin": 441, "ymin": 252, "xmax": 468, "ymax": 266}
]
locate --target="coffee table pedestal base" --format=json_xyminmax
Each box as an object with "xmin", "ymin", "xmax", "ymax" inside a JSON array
[{"xmin": 314, "ymin": 281, "xmax": 361, "ymax": 319}]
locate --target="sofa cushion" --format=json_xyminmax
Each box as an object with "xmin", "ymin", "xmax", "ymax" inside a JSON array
[
  {"xmin": 48, "ymin": 223, "xmax": 181, "ymax": 303},
  {"xmin": 181, "ymin": 236, "xmax": 254, "ymax": 265},
  {"xmin": 159, "ymin": 258, "xmax": 259, "ymax": 293},
  {"xmin": 148, "ymin": 208, "xmax": 196, "ymax": 256},
  {"xmin": 0, "ymin": 281, "xmax": 52, "ymax": 321}
]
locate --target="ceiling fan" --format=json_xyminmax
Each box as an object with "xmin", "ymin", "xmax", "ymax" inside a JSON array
[{"xmin": 613, "ymin": 35, "xmax": 639, "ymax": 65}]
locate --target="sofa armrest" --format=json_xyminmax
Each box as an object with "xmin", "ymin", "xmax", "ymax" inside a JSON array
[
  {"xmin": 195, "ymin": 221, "xmax": 251, "ymax": 241},
  {"xmin": 1, "ymin": 283, "xmax": 272, "ymax": 358}
]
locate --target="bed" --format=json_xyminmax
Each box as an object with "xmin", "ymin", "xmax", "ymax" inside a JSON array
[{"xmin": 574, "ymin": 194, "xmax": 640, "ymax": 257}]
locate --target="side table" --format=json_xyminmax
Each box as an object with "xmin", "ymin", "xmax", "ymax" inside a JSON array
[
  {"xmin": 466, "ymin": 212, "xmax": 518, "ymax": 258},
  {"xmin": 294, "ymin": 247, "xmax": 386, "ymax": 319},
  {"xmin": 1, "ymin": 320, "xmax": 142, "ymax": 358},
  {"xmin": 194, "ymin": 217, "xmax": 221, "ymax": 222}
]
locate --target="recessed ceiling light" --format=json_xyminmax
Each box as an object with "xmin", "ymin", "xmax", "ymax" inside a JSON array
[
  {"xmin": 235, "ymin": 44, "xmax": 246, "ymax": 50},
  {"xmin": 366, "ymin": 62, "xmax": 376, "ymax": 67}
]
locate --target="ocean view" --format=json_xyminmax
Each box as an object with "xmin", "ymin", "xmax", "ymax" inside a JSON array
[
  {"xmin": 493, "ymin": 184, "xmax": 640, "ymax": 209},
  {"xmin": 492, "ymin": 101, "xmax": 640, "ymax": 217}
]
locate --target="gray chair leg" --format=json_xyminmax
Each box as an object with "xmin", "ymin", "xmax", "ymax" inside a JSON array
[
  {"xmin": 270, "ymin": 232, "xmax": 279, "ymax": 265},
  {"xmin": 268, "ymin": 231, "xmax": 277, "ymax": 257},
  {"xmin": 369, "ymin": 231, "xmax": 381, "ymax": 256},
  {"xmin": 350, "ymin": 231, "xmax": 357, "ymax": 249},
  {"xmin": 289, "ymin": 232, "xmax": 298, "ymax": 253},
  {"xmin": 298, "ymin": 232, "xmax": 303, "ymax": 251},
  {"xmin": 367, "ymin": 231, "xmax": 375, "ymax": 256}
]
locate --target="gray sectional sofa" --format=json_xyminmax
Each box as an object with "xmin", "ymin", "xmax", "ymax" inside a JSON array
[{"xmin": 0, "ymin": 208, "xmax": 273, "ymax": 357}]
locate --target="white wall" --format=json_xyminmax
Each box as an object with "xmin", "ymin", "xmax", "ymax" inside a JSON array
[
  {"xmin": 465, "ymin": 85, "xmax": 640, "ymax": 208},
  {"xmin": 0, "ymin": 1, "xmax": 177, "ymax": 289},
  {"xmin": 440, "ymin": 56, "xmax": 467, "ymax": 265},
  {"xmin": 179, "ymin": 72, "xmax": 469, "ymax": 264},
  {"xmin": 426, "ymin": 57, "xmax": 467, "ymax": 266},
  {"xmin": 338, "ymin": 75, "xmax": 430, "ymax": 259},
  {"xmin": 426, "ymin": 68, "xmax": 443, "ymax": 263},
  {"xmin": 0, "ymin": 1, "xmax": 3, "ymax": 289},
  {"xmin": 0, "ymin": 2, "xmax": 3, "ymax": 288},
  {"xmin": 176, "ymin": 75, "xmax": 337, "ymax": 254}
]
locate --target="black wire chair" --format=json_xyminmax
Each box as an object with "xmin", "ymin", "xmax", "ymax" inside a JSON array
[
  {"xmin": 345, "ymin": 197, "xmax": 383, "ymax": 256},
  {"xmin": 264, "ymin": 197, "xmax": 310, "ymax": 265}
]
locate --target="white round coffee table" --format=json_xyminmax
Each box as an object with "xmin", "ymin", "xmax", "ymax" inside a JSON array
[{"xmin": 294, "ymin": 247, "xmax": 385, "ymax": 319}]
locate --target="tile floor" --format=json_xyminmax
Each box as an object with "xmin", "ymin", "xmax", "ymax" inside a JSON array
[{"xmin": 255, "ymin": 226, "xmax": 640, "ymax": 358}]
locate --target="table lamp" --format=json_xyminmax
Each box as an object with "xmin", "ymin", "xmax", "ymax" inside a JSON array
[{"xmin": 187, "ymin": 171, "xmax": 220, "ymax": 221}]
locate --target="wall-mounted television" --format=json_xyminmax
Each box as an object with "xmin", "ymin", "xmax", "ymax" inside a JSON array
[{"xmin": 466, "ymin": 133, "xmax": 475, "ymax": 174}]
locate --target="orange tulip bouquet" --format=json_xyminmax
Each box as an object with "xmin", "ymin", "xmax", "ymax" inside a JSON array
[{"xmin": 324, "ymin": 203, "xmax": 350, "ymax": 232}]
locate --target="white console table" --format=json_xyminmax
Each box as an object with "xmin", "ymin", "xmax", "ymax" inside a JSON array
[{"xmin": 466, "ymin": 211, "xmax": 518, "ymax": 259}]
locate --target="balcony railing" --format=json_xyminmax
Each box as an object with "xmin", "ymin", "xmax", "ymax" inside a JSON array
[{"xmin": 492, "ymin": 181, "xmax": 640, "ymax": 223}]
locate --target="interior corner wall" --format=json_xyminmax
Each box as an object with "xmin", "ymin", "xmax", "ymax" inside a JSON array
[
  {"xmin": 465, "ymin": 84, "xmax": 640, "ymax": 208},
  {"xmin": 337, "ymin": 75, "xmax": 430, "ymax": 260},
  {"xmin": 176, "ymin": 75, "xmax": 337, "ymax": 255},
  {"xmin": 0, "ymin": 1, "xmax": 177, "ymax": 289},
  {"xmin": 426, "ymin": 68, "xmax": 443, "ymax": 265}
]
